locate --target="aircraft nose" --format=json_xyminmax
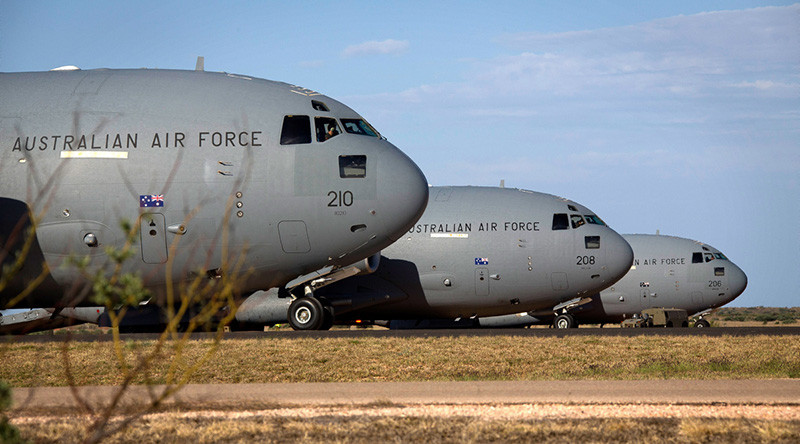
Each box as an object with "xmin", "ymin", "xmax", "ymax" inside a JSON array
[
  {"xmin": 376, "ymin": 143, "xmax": 428, "ymax": 242},
  {"xmin": 604, "ymin": 231, "xmax": 634, "ymax": 284},
  {"xmin": 727, "ymin": 263, "xmax": 748, "ymax": 300}
]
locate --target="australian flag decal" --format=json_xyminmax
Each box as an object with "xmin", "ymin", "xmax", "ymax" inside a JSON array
[
  {"xmin": 475, "ymin": 257, "xmax": 489, "ymax": 265},
  {"xmin": 139, "ymin": 194, "xmax": 164, "ymax": 208}
]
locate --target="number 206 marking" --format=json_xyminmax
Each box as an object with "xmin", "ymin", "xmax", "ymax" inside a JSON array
[{"xmin": 328, "ymin": 190, "xmax": 354, "ymax": 207}]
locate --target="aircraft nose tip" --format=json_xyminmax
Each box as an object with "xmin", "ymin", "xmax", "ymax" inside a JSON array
[
  {"xmin": 377, "ymin": 148, "xmax": 428, "ymax": 241},
  {"xmin": 607, "ymin": 232, "xmax": 634, "ymax": 282},
  {"xmin": 728, "ymin": 264, "xmax": 748, "ymax": 299}
]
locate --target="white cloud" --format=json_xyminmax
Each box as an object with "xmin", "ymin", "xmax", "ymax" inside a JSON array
[
  {"xmin": 342, "ymin": 39, "xmax": 409, "ymax": 58},
  {"xmin": 349, "ymin": 5, "xmax": 799, "ymax": 182}
]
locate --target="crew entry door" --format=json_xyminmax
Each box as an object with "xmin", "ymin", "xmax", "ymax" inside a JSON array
[
  {"xmin": 475, "ymin": 268, "xmax": 489, "ymax": 296},
  {"xmin": 140, "ymin": 213, "xmax": 168, "ymax": 264}
]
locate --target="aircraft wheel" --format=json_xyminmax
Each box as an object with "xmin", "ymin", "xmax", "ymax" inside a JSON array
[
  {"xmin": 288, "ymin": 297, "xmax": 324, "ymax": 330},
  {"xmin": 694, "ymin": 319, "xmax": 710, "ymax": 328},
  {"xmin": 320, "ymin": 307, "xmax": 334, "ymax": 331},
  {"xmin": 553, "ymin": 314, "xmax": 575, "ymax": 329}
]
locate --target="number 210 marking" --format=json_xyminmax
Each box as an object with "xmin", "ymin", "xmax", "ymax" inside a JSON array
[{"xmin": 327, "ymin": 190, "xmax": 354, "ymax": 207}]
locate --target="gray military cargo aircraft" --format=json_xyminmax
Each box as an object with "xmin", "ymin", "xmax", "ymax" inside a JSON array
[
  {"xmin": 0, "ymin": 67, "xmax": 429, "ymax": 317},
  {"xmin": 476, "ymin": 234, "xmax": 748, "ymax": 328},
  {"xmin": 232, "ymin": 186, "xmax": 635, "ymax": 330}
]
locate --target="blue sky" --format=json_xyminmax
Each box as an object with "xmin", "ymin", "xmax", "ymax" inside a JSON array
[{"xmin": 1, "ymin": 1, "xmax": 798, "ymax": 307}]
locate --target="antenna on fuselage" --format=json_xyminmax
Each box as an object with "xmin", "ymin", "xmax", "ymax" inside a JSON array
[
  {"xmin": 195, "ymin": 56, "xmax": 205, "ymax": 71},
  {"xmin": 499, "ymin": 179, "xmax": 505, "ymax": 188}
]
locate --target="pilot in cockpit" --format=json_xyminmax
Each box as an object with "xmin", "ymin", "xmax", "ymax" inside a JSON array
[{"xmin": 326, "ymin": 126, "xmax": 339, "ymax": 140}]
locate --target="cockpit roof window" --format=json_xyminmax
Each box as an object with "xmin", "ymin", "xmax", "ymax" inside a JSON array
[
  {"xmin": 311, "ymin": 100, "xmax": 329, "ymax": 112},
  {"xmin": 341, "ymin": 118, "xmax": 381, "ymax": 138},
  {"xmin": 567, "ymin": 204, "xmax": 578, "ymax": 212},
  {"xmin": 315, "ymin": 117, "xmax": 341, "ymax": 142},
  {"xmin": 584, "ymin": 215, "xmax": 606, "ymax": 226},
  {"xmin": 570, "ymin": 214, "xmax": 585, "ymax": 229},
  {"xmin": 280, "ymin": 115, "xmax": 311, "ymax": 145}
]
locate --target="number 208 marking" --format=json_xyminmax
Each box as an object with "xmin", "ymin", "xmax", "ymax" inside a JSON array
[
  {"xmin": 576, "ymin": 255, "xmax": 595, "ymax": 265},
  {"xmin": 328, "ymin": 190, "xmax": 354, "ymax": 207}
]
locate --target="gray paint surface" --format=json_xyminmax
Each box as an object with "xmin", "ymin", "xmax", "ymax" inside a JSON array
[
  {"xmin": 236, "ymin": 186, "xmax": 634, "ymax": 325},
  {"xmin": 480, "ymin": 233, "xmax": 748, "ymax": 327},
  {"xmin": 0, "ymin": 68, "xmax": 428, "ymax": 308}
]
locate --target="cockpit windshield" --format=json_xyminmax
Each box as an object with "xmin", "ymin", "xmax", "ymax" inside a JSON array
[
  {"xmin": 584, "ymin": 215, "xmax": 606, "ymax": 226},
  {"xmin": 714, "ymin": 253, "xmax": 728, "ymax": 260},
  {"xmin": 570, "ymin": 214, "xmax": 585, "ymax": 229},
  {"xmin": 341, "ymin": 119, "xmax": 381, "ymax": 138}
]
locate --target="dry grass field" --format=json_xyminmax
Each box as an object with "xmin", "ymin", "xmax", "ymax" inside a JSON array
[
  {"xmin": 11, "ymin": 413, "xmax": 800, "ymax": 443},
  {"xmin": 3, "ymin": 324, "xmax": 800, "ymax": 442},
  {"xmin": 1, "ymin": 334, "xmax": 799, "ymax": 386}
]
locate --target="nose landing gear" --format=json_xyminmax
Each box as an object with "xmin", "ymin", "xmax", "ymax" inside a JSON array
[
  {"xmin": 553, "ymin": 313, "xmax": 578, "ymax": 329},
  {"xmin": 287, "ymin": 295, "xmax": 333, "ymax": 331}
]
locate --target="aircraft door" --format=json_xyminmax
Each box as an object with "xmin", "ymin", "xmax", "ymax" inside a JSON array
[
  {"xmin": 278, "ymin": 220, "xmax": 311, "ymax": 253},
  {"xmin": 475, "ymin": 268, "xmax": 489, "ymax": 296},
  {"xmin": 640, "ymin": 288, "xmax": 653, "ymax": 309},
  {"xmin": 139, "ymin": 213, "xmax": 168, "ymax": 264},
  {"xmin": 691, "ymin": 291, "xmax": 704, "ymax": 306}
]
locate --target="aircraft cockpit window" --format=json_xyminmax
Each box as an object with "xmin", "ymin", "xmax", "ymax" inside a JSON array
[
  {"xmin": 704, "ymin": 252, "xmax": 715, "ymax": 262},
  {"xmin": 315, "ymin": 117, "xmax": 341, "ymax": 142},
  {"xmin": 714, "ymin": 253, "xmax": 728, "ymax": 260},
  {"xmin": 584, "ymin": 215, "xmax": 607, "ymax": 226},
  {"xmin": 715, "ymin": 267, "xmax": 725, "ymax": 276},
  {"xmin": 339, "ymin": 155, "xmax": 367, "ymax": 178},
  {"xmin": 567, "ymin": 204, "xmax": 578, "ymax": 211},
  {"xmin": 570, "ymin": 214, "xmax": 585, "ymax": 229},
  {"xmin": 341, "ymin": 118, "xmax": 381, "ymax": 138},
  {"xmin": 552, "ymin": 213, "xmax": 569, "ymax": 230},
  {"xmin": 311, "ymin": 100, "xmax": 329, "ymax": 112},
  {"xmin": 280, "ymin": 115, "xmax": 311, "ymax": 145},
  {"xmin": 692, "ymin": 252, "xmax": 703, "ymax": 264},
  {"xmin": 585, "ymin": 236, "xmax": 600, "ymax": 249}
]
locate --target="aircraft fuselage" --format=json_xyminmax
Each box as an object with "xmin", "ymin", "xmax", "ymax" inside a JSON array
[{"xmin": 0, "ymin": 69, "xmax": 428, "ymax": 308}]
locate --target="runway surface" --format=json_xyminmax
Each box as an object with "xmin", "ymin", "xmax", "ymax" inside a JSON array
[
  {"xmin": 12, "ymin": 380, "xmax": 800, "ymax": 410},
  {"xmin": 7, "ymin": 326, "xmax": 800, "ymax": 343}
]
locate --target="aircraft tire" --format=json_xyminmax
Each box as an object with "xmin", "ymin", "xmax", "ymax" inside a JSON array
[
  {"xmin": 288, "ymin": 297, "xmax": 325, "ymax": 330},
  {"xmin": 694, "ymin": 319, "xmax": 710, "ymax": 328},
  {"xmin": 553, "ymin": 314, "xmax": 575, "ymax": 329},
  {"xmin": 320, "ymin": 307, "xmax": 334, "ymax": 331}
]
